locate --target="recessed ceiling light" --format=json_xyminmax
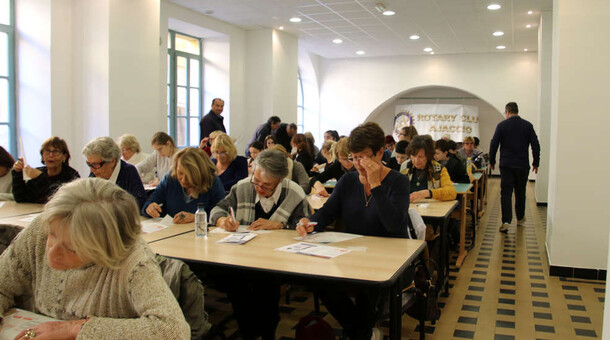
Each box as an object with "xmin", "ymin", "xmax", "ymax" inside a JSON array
[
  {"xmin": 356, "ymin": 50, "xmax": 366, "ymax": 55},
  {"xmin": 332, "ymin": 38, "xmax": 343, "ymax": 44},
  {"xmin": 423, "ymin": 47, "xmax": 433, "ymax": 52},
  {"xmin": 278, "ymin": 26, "xmax": 284, "ymax": 30},
  {"xmin": 523, "ymin": 48, "xmax": 528, "ymax": 51},
  {"xmin": 487, "ymin": 4, "xmax": 501, "ymax": 10},
  {"xmin": 496, "ymin": 45, "xmax": 506, "ymax": 50},
  {"xmin": 430, "ymin": 52, "xmax": 435, "ymax": 55},
  {"xmin": 382, "ymin": 10, "xmax": 395, "ymax": 16},
  {"xmin": 409, "ymin": 35, "xmax": 420, "ymax": 40},
  {"xmin": 289, "ymin": 17, "xmax": 301, "ymax": 23},
  {"xmin": 493, "ymin": 31, "xmax": 504, "ymax": 36},
  {"xmin": 526, "ymin": 24, "xmax": 532, "ymax": 28},
  {"xmin": 528, "ymin": 10, "xmax": 533, "ymax": 15}
]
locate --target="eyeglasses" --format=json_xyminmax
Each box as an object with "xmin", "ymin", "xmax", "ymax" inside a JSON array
[
  {"xmin": 250, "ymin": 176, "xmax": 277, "ymax": 192},
  {"xmin": 213, "ymin": 151, "xmax": 228, "ymax": 156},
  {"xmin": 347, "ymin": 153, "xmax": 374, "ymax": 163},
  {"xmin": 86, "ymin": 161, "xmax": 107, "ymax": 169},
  {"xmin": 42, "ymin": 149, "xmax": 63, "ymax": 156}
]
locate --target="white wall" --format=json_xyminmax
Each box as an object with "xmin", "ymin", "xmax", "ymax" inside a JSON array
[
  {"xmin": 318, "ymin": 53, "xmax": 539, "ymax": 142},
  {"xmin": 547, "ymin": 0, "xmax": 610, "ymax": 272},
  {"xmin": 536, "ymin": 11, "xmax": 553, "ymax": 205},
  {"xmin": 368, "ymin": 87, "xmax": 503, "ymax": 157},
  {"xmin": 298, "ymin": 50, "xmax": 321, "ymax": 140},
  {"xmin": 271, "ymin": 30, "xmax": 298, "ymax": 122}
]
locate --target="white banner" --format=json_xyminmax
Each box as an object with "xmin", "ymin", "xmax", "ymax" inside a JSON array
[{"xmin": 394, "ymin": 104, "xmax": 479, "ymax": 141}]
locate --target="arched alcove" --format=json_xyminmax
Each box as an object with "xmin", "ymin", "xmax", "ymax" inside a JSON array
[{"xmin": 366, "ymin": 86, "xmax": 504, "ymax": 154}]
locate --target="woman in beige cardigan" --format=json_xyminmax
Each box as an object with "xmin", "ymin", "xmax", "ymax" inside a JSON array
[{"xmin": 0, "ymin": 178, "xmax": 189, "ymax": 340}]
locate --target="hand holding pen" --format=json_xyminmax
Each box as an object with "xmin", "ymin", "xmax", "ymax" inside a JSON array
[
  {"xmin": 296, "ymin": 218, "xmax": 318, "ymax": 237},
  {"xmin": 223, "ymin": 207, "xmax": 239, "ymax": 232},
  {"xmin": 145, "ymin": 202, "xmax": 163, "ymax": 218}
]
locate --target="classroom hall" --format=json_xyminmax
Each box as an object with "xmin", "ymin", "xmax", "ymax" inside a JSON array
[{"xmin": 3, "ymin": 0, "xmax": 610, "ymax": 338}]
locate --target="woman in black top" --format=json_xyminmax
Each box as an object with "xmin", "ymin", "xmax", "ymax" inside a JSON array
[
  {"xmin": 309, "ymin": 137, "xmax": 354, "ymax": 196},
  {"xmin": 290, "ymin": 133, "xmax": 314, "ymax": 173},
  {"xmin": 12, "ymin": 136, "xmax": 80, "ymax": 203}
]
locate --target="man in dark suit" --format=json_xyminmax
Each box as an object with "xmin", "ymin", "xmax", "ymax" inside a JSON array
[
  {"xmin": 199, "ymin": 98, "xmax": 226, "ymax": 143},
  {"xmin": 245, "ymin": 116, "xmax": 282, "ymax": 156},
  {"xmin": 274, "ymin": 123, "xmax": 297, "ymax": 152}
]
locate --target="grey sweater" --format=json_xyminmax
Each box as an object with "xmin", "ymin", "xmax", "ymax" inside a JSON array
[{"xmin": 0, "ymin": 219, "xmax": 190, "ymax": 340}]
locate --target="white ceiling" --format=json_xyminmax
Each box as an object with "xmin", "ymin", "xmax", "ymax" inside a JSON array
[{"xmin": 169, "ymin": 0, "xmax": 553, "ymax": 59}]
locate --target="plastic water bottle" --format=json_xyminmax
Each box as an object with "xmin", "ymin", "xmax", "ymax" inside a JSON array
[
  {"xmin": 466, "ymin": 157, "xmax": 473, "ymax": 180},
  {"xmin": 195, "ymin": 203, "xmax": 208, "ymax": 238}
]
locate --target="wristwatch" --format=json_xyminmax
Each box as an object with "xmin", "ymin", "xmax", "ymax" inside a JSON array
[{"xmin": 281, "ymin": 222, "xmax": 289, "ymax": 230}]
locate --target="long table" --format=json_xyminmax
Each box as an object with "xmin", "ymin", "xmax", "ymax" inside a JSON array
[
  {"xmin": 453, "ymin": 183, "xmax": 473, "ymax": 267},
  {"xmin": 0, "ymin": 202, "xmax": 44, "ymax": 219},
  {"xmin": 149, "ymin": 228, "xmax": 426, "ymax": 339}
]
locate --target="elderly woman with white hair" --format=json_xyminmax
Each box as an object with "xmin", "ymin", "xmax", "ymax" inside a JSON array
[
  {"xmin": 82, "ymin": 136, "xmax": 146, "ymax": 208},
  {"xmin": 210, "ymin": 149, "xmax": 310, "ymax": 340},
  {"xmin": 118, "ymin": 133, "xmax": 154, "ymax": 183},
  {"xmin": 0, "ymin": 178, "xmax": 190, "ymax": 339}
]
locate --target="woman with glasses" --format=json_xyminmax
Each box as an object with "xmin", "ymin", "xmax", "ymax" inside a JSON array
[
  {"xmin": 135, "ymin": 132, "xmax": 178, "ymax": 187},
  {"xmin": 142, "ymin": 148, "xmax": 225, "ymax": 223},
  {"xmin": 296, "ymin": 122, "xmax": 410, "ymax": 340},
  {"xmin": 211, "ymin": 133, "xmax": 248, "ymax": 193},
  {"xmin": 210, "ymin": 149, "xmax": 310, "ymax": 340},
  {"xmin": 267, "ymin": 144, "xmax": 310, "ymax": 194},
  {"xmin": 12, "ymin": 137, "xmax": 80, "ymax": 203},
  {"xmin": 309, "ymin": 137, "xmax": 354, "ymax": 197},
  {"xmin": 82, "ymin": 136, "xmax": 146, "ymax": 208}
]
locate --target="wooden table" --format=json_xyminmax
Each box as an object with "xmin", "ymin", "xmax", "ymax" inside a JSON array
[
  {"xmin": 453, "ymin": 183, "xmax": 473, "ymax": 268},
  {"xmin": 474, "ymin": 167, "xmax": 488, "ymax": 217},
  {"xmin": 0, "ymin": 202, "xmax": 44, "ymax": 219},
  {"xmin": 322, "ymin": 179, "xmax": 337, "ymax": 189},
  {"xmin": 0, "ymin": 212, "xmax": 42, "ymax": 228},
  {"xmin": 149, "ymin": 229, "xmax": 426, "ymax": 339},
  {"xmin": 140, "ymin": 222, "xmax": 195, "ymax": 243},
  {"xmin": 472, "ymin": 172, "xmax": 483, "ymax": 225}
]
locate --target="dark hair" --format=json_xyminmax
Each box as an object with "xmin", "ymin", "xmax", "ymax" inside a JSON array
[
  {"xmin": 505, "ymin": 102, "xmax": 519, "ymax": 114},
  {"xmin": 291, "ymin": 134, "xmax": 312, "ymax": 157},
  {"xmin": 384, "ymin": 135, "xmax": 396, "ymax": 145},
  {"xmin": 348, "ymin": 122, "xmax": 385, "ymax": 154},
  {"xmin": 0, "ymin": 146, "xmax": 14, "ymax": 169},
  {"xmin": 395, "ymin": 140, "xmax": 409, "ymax": 154},
  {"xmin": 447, "ymin": 140, "xmax": 457, "ymax": 151},
  {"xmin": 288, "ymin": 123, "xmax": 297, "ymax": 131},
  {"xmin": 40, "ymin": 136, "xmax": 71, "ymax": 165},
  {"xmin": 268, "ymin": 116, "xmax": 281, "ymax": 125},
  {"xmin": 211, "ymin": 98, "xmax": 224, "ymax": 106},
  {"xmin": 151, "ymin": 131, "xmax": 175, "ymax": 148},
  {"xmin": 406, "ymin": 135, "xmax": 435, "ymax": 164},
  {"xmin": 473, "ymin": 137, "xmax": 480, "ymax": 147},
  {"xmin": 325, "ymin": 130, "xmax": 340, "ymax": 141},
  {"xmin": 249, "ymin": 140, "xmax": 264, "ymax": 151},
  {"xmin": 264, "ymin": 135, "xmax": 277, "ymax": 149},
  {"xmin": 435, "ymin": 139, "xmax": 450, "ymax": 153}
]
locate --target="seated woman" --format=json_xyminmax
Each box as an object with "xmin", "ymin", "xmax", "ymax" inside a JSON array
[
  {"xmin": 401, "ymin": 135, "xmax": 457, "ymax": 203},
  {"xmin": 311, "ymin": 140, "xmax": 336, "ymax": 173},
  {"xmin": 12, "ymin": 137, "xmax": 80, "ymax": 203},
  {"xmin": 118, "ymin": 134, "xmax": 153, "ymax": 183},
  {"xmin": 291, "ymin": 133, "xmax": 314, "ymax": 174},
  {"xmin": 135, "ymin": 132, "xmax": 178, "ymax": 187},
  {"xmin": 247, "ymin": 140, "xmax": 264, "ymax": 174},
  {"xmin": 199, "ymin": 129, "xmax": 224, "ymax": 157},
  {"xmin": 211, "ymin": 133, "xmax": 248, "ymax": 193},
  {"xmin": 268, "ymin": 145, "xmax": 310, "ymax": 193},
  {"xmin": 0, "ymin": 178, "xmax": 190, "ymax": 339},
  {"xmin": 434, "ymin": 138, "xmax": 470, "ymax": 184},
  {"xmin": 210, "ymin": 149, "xmax": 310, "ymax": 340},
  {"xmin": 309, "ymin": 137, "xmax": 354, "ymax": 197},
  {"xmin": 82, "ymin": 136, "xmax": 146, "ymax": 208},
  {"xmin": 263, "ymin": 134, "xmax": 277, "ymax": 149},
  {"xmin": 0, "ymin": 146, "xmax": 14, "ymax": 195},
  {"xmin": 296, "ymin": 122, "xmax": 410, "ymax": 340},
  {"xmin": 142, "ymin": 147, "xmax": 225, "ymax": 223}
]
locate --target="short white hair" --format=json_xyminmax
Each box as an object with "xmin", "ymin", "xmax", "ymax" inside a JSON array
[
  {"xmin": 82, "ymin": 136, "xmax": 121, "ymax": 162},
  {"xmin": 41, "ymin": 178, "xmax": 141, "ymax": 269}
]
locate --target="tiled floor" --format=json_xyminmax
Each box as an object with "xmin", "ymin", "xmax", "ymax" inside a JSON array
[{"xmin": 203, "ymin": 178, "xmax": 605, "ymax": 339}]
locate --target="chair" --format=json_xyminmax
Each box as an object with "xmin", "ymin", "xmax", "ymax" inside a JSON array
[{"xmin": 0, "ymin": 224, "xmax": 23, "ymax": 255}]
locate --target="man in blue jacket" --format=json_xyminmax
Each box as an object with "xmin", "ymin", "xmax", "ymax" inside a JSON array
[{"xmin": 489, "ymin": 102, "xmax": 540, "ymax": 233}]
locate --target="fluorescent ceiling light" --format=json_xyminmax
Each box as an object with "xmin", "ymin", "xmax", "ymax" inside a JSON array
[
  {"xmin": 289, "ymin": 17, "xmax": 301, "ymax": 23},
  {"xmin": 528, "ymin": 10, "xmax": 533, "ymax": 15},
  {"xmin": 356, "ymin": 50, "xmax": 366, "ymax": 55},
  {"xmin": 383, "ymin": 10, "xmax": 395, "ymax": 16},
  {"xmin": 496, "ymin": 45, "xmax": 506, "ymax": 49},
  {"xmin": 409, "ymin": 35, "xmax": 420, "ymax": 40},
  {"xmin": 423, "ymin": 47, "xmax": 433, "ymax": 52},
  {"xmin": 526, "ymin": 24, "xmax": 532, "ymax": 28},
  {"xmin": 493, "ymin": 31, "xmax": 504, "ymax": 36},
  {"xmin": 523, "ymin": 48, "xmax": 528, "ymax": 51},
  {"xmin": 487, "ymin": 4, "xmax": 501, "ymax": 10},
  {"xmin": 333, "ymin": 38, "xmax": 343, "ymax": 44},
  {"xmin": 430, "ymin": 52, "xmax": 435, "ymax": 55}
]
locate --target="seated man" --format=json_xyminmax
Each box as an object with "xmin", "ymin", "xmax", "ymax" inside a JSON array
[
  {"xmin": 210, "ymin": 149, "xmax": 310, "ymax": 340},
  {"xmin": 297, "ymin": 122, "xmax": 410, "ymax": 340},
  {"xmin": 434, "ymin": 139, "xmax": 470, "ymax": 183}
]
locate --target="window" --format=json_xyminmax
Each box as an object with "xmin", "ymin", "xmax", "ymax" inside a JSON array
[
  {"xmin": 167, "ymin": 30, "xmax": 202, "ymax": 148},
  {"xmin": 0, "ymin": 0, "xmax": 15, "ymax": 155},
  {"xmin": 297, "ymin": 71, "xmax": 304, "ymax": 133}
]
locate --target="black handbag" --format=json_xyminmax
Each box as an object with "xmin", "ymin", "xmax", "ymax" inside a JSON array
[{"xmin": 405, "ymin": 258, "xmax": 441, "ymax": 322}]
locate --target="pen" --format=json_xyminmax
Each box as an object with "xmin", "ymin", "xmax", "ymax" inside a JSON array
[
  {"xmin": 229, "ymin": 207, "xmax": 235, "ymax": 220},
  {"xmin": 296, "ymin": 222, "xmax": 318, "ymax": 227},
  {"xmin": 158, "ymin": 203, "xmax": 163, "ymax": 207}
]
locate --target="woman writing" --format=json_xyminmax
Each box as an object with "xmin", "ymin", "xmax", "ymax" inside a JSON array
[{"xmin": 135, "ymin": 132, "xmax": 178, "ymax": 187}]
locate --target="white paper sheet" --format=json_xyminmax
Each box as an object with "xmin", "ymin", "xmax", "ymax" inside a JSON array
[
  {"xmin": 0, "ymin": 309, "xmax": 59, "ymax": 340},
  {"xmin": 140, "ymin": 215, "xmax": 174, "ymax": 234},
  {"xmin": 0, "ymin": 202, "xmax": 5, "ymax": 208},
  {"xmin": 275, "ymin": 242, "xmax": 351, "ymax": 259},
  {"xmin": 295, "ymin": 231, "xmax": 362, "ymax": 244},
  {"xmin": 211, "ymin": 226, "xmax": 272, "ymax": 234},
  {"xmin": 216, "ymin": 233, "xmax": 257, "ymax": 244}
]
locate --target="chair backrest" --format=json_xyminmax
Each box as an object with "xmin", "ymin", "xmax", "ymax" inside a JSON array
[{"xmin": 407, "ymin": 208, "xmax": 426, "ymax": 240}]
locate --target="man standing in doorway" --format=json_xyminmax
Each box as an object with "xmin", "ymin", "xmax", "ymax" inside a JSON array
[
  {"xmin": 274, "ymin": 123, "xmax": 297, "ymax": 152},
  {"xmin": 200, "ymin": 98, "xmax": 226, "ymax": 143},
  {"xmin": 489, "ymin": 102, "xmax": 540, "ymax": 233}
]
